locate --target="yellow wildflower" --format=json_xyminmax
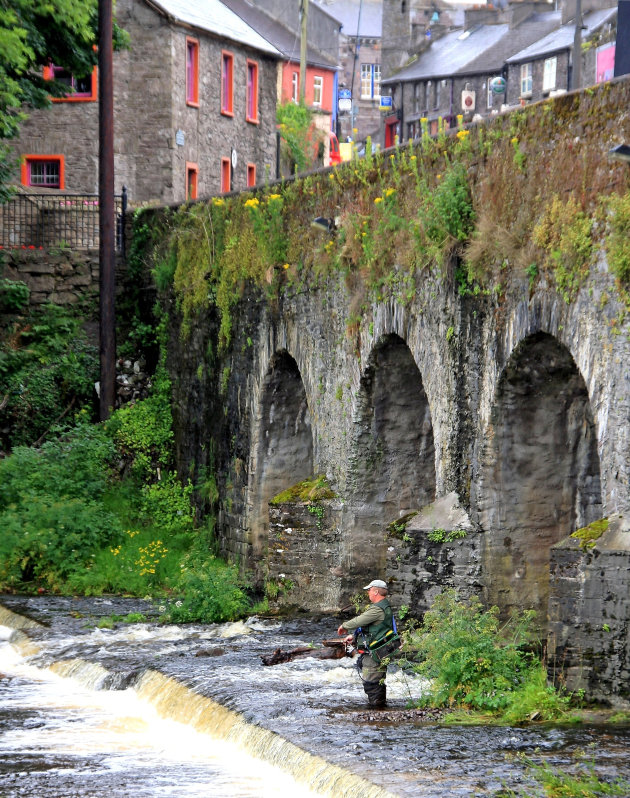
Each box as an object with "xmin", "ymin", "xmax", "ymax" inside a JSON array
[
  {"xmin": 437, "ymin": 174, "xmax": 442, "ymax": 180},
  {"xmin": 244, "ymin": 197, "xmax": 259, "ymax": 208},
  {"xmin": 212, "ymin": 197, "xmax": 225, "ymax": 206},
  {"xmin": 511, "ymin": 137, "xmax": 519, "ymax": 145},
  {"xmin": 456, "ymin": 129, "xmax": 470, "ymax": 140},
  {"xmin": 384, "ymin": 187, "xmax": 395, "ymax": 197},
  {"xmin": 283, "ymin": 263, "xmax": 290, "ymax": 269},
  {"xmin": 268, "ymin": 193, "xmax": 282, "ymax": 201},
  {"xmin": 374, "ymin": 196, "xmax": 383, "ymax": 204}
]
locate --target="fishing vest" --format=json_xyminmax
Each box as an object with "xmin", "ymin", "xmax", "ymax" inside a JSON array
[{"xmin": 364, "ymin": 598, "xmax": 395, "ymax": 647}]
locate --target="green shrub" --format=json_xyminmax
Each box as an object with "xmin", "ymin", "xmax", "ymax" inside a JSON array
[
  {"xmin": 0, "ymin": 495, "xmax": 122, "ymax": 590},
  {"xmin": 163, "ymin": 554, "xmax": 250, "ymax": 623},
  {"xmin": 533, "ymin": 195, "xmax": 593, "ymax": 303},
  {"xmin": 606, "ymin": 191, "xmax": 630, "ymax": 290},
  {"xmin": 140, "ymin": 472, "xmax": 195, "ymax": 536},
  {"xmin": 0, "ymin": 423, "xmax": 121, "ymax": 590},
  {"xmin": 0, "ymin": 278, "xmax": 30, "ymax": 312},
  {"xmin": 405, "ymin": 590, "xmax": 570, "ymax": 721},
  {"xmin": 105, "ymin": 366, "xmax": 173, "ymax": 480},
  {"xmin": 0, "ymin": 305, "xmax": 99, "ymax": 449}
]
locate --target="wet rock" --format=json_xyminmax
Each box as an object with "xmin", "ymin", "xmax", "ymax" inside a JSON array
[{"xmin": 195, "ymin": 647, "xmax": 225, "ymax": 657}]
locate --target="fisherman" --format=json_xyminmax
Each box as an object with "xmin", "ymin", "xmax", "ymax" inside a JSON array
[{"xmin": 337, "ymin": 579, "xmax": 397, "ymax": 708}]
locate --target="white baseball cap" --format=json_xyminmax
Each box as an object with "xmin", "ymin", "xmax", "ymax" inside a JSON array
[{"xmin": 363, "ymin": 579, "xmax": 387, "ymax": 590}]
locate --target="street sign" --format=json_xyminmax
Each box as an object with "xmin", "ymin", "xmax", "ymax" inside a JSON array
[
  {"xmin": 338, "ymin": 88, "xmax": 352, "ymax": 112},
  {"xmin": 379, "ymin": 95, "xmax": 393, "ymax": 112}
]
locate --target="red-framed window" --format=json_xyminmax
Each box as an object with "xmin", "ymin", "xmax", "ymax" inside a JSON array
[
  {"xmin": 247, "ymin": 163, "xmax": 256, "ymax": 188},
  {"xmin": 246, "ymin": 60, "xmax": 259, "ymax": 123},
  {"xmin": 221, "ymin": 51, "xmax": 234, "ymax": 116},
  {"xmin": 186, "ymin": 162, "xmax": 198, "ymax": 200},
  {"xmin": 186, "ymin": 37, "xmax": 199, "ymax": 106},
  {"xmin": 21, "ymin": 155, "xmax": 65, "ymax": 189},
  {"xmin": 221, "ymin": 157, "xmax": 231, "ymax": 193},
  {"xmin": 44, "ymin": 64, "xmax": 98, "ymax": 102}
]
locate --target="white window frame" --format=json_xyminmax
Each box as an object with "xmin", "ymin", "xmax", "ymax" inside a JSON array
[
  {"xmin": 312, "ymin": 75, "xmax": 323, "ymax": 106},
  {"xmin": 520, "ymin": 62, "xmax": 533, "ymax": 97},
  {"xmin": 542, "ymin": 56, "xmax": 557, "ymax": 92},
  {"xmin": 291, "ymin": 71, "xmax": 299, "ymax": 103},
  {"xmin": 487, "ymin": 81, "xmax": 493, "ymax": 109},
  {"xmin": 360, "ymin": 63, "xmax": 372, "ymax": 99},
  {"xmin": 373, "ymin": 64, "xmax": 381, "ymax": 100}
]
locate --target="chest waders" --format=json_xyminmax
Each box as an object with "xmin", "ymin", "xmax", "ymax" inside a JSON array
[{"xmin": 353, "ymin": 599, "xmax": 397, "ymax": 708}]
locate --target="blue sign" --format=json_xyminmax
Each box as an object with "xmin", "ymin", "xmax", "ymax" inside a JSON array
[
  {"xmin": 339, "ymin": 89, "xmax": 352, "ymax": 99},
  {"xmin": 379, "ymin": 95, "xmax": 393, "ymax": 112}
]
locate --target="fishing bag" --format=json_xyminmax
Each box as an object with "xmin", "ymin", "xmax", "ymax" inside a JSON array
[{"xmin": 368, "ymin": 627, "xmax": 402, "ymax": 663}]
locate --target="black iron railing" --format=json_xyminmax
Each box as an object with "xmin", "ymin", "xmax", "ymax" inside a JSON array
[{"xmin": 0, "ymin": 189, "xmax": 127, "ymax": 253}]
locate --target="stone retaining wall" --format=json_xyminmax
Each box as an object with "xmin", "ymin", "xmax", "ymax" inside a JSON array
[
  {"xmin": 268, "ymin": 500, "xmax": 343, "ymax": 613},
  {"xmin": 548, "ymin": 514, "xmax": 630, "ymax": 708},
  {"xmin": 0, "ymin": 248, "xmax": 128, "ymax": 309}
]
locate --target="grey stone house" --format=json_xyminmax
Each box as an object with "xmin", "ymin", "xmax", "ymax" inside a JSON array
[
  {"xmin": 11, "ymin": 0, "xmax": 282, "ymax": 205},
  {"xmin": 506, "ymin": 6, "xmax": 617, "ymax": 104},
  {"xmin": 380, "ymin": 0, "xmax": 617, "ymax": 143}
]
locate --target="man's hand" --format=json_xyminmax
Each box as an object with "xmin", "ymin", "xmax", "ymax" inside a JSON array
[{"xmin": 337, "ymin": 625, "xmax": 347, "ymax": 636}]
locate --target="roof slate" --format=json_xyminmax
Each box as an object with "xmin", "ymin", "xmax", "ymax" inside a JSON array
[
  {"xmin": 506, "ymin": 6, "xmax": 617, "ymax": 62},
  {"xmin": 147, "ymin": 0, "xmax": 282, "ymax": 56},
  {"xmin": 221, "ymin": 0, "xmax": 337, "ymax": 67},
  {"xmin": 382, "ymin": 9, "xmax": 566, "ymax": 83}
]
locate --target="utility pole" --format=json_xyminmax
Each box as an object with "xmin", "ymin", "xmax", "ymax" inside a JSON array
[
  {"xmin": 571, "ymin": 0, "xmax": 582, "ymax": 90},
  {"xmin": 349, "ymin": 0, "xmax": 364, "ymax": 139},
  {"xmin": 299, "ymin": 0, "xmax": 308, "ymax": 105},
  {"xmin": 98, "ymin": 0, "xmax": 116, "ymax": 420}
]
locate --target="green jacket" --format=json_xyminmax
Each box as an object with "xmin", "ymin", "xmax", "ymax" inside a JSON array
[{"xmin": 343, "ymin": 598, "xmax": 394, "ymax": 648}]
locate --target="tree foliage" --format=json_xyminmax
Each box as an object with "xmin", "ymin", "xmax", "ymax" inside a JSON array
[{"xmin": 0, "ymin": 0, "xmax": 128, "ymax": 193}]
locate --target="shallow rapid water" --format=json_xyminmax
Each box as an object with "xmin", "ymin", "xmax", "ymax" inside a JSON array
[
  {"xmin": 2, "ymin": 595, "xmax": 630, "ymax": 798},
  {"xmin": 0, "ymin": 632, "xmax": 322, "ymax": 798}
]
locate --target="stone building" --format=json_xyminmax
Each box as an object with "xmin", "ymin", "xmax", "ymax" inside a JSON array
[
  {"xmin": 11, "ymin": 0, "xmax": 282, "ymax": 205},
  {"xmin": 380, "ymin": 0, "xmax": 617, "ymax": 142},
  {"xmin": 222, "ymin": 0, "xmax": 340, "ymax": 168},
  {"xmin": 314, "ymin": 0, "xmax": 384, "ymax": 145}
]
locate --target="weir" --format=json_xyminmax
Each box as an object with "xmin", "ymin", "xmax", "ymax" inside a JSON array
[
  {"xmin": 3, "ymin": 597, "xmax": 630, "ymax": 798},
  {"xmin": 1, "ymin": 603, "xmax": 392, "ymax": 798}
]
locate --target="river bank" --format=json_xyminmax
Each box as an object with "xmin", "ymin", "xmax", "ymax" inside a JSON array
[{"xmin": 1, "ymin": 595, "xmax": 629, "ymax": 797}]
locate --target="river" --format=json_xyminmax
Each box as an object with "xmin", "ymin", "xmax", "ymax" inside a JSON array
[{"xmin": 1, "ymin": 595, "xmax": 629, "ymax": 797}]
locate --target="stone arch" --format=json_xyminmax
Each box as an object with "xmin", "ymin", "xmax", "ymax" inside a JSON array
[
  {"xmin": 343, "ymin": 333, "xmax": 436, "ymax": 581},
  {"xmin": 248, "ymin": 349, "xmax": 313, "ymax": 578},
  {"xmin": 476, "ymin": 331, "xmax": 602, "ymax": 626}
]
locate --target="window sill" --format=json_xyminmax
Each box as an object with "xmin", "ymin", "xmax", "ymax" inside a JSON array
[
  {"xmin": 221, "ymin": 109, "xmax": 234, "ymax": 118},
  {"xmin": 186, "ymin": 100, "xmax": 200, "ymax": 108},
  {"xmin": 246, "ymin": 116, "xmax": 259, "ymax": 124},
  {"xmin": 52, "ymin": 95, "xmax": 97, "ymax": 103}
]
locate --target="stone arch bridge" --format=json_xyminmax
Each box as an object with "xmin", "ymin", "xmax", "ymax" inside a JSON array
[{"xmin": 149, "ymin": 79, "xmax": 630, "ymax": 702}]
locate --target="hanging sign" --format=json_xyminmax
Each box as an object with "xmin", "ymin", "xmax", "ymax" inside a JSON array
[{"xmin": 490, "ymin": 76, "xmax": 507, "ymax": 95}]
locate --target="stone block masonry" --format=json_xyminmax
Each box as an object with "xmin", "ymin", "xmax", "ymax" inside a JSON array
[
  {"xmin": 548, "ymin": 514, "xmax": 630, "ymax": 708},
  {"xmin": 145, "ymin": 77, "xmax": 630, "ymax": 702},
  {"xmin": 1, "ymin": 248, "xmax": 100, "ymax": 307},
  {"xmin": 268, "ymin": 500, "xmax": 343, "ymax": 613}
]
